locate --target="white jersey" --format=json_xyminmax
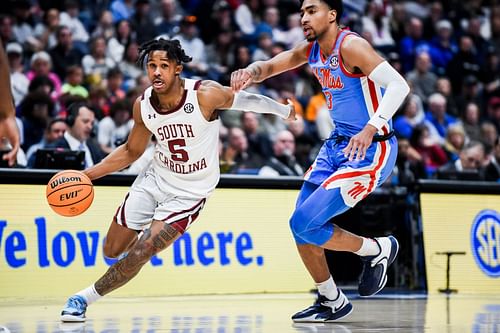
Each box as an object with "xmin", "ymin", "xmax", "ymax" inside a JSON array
[{"xmin": 140, "ymin": 79, "xmax": 221, "ymax": 197}]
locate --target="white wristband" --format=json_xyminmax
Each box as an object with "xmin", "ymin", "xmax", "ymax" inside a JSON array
[{"xmin": 231, "ymin": 90, "xmax": 291, "ymax": 119}]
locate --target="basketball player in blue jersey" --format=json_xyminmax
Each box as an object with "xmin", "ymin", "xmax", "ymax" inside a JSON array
[
  {"xmin": 0, "ymin": 39, "xmax": 20, "ymax": 167},
  {"xmin": 59, "ymin": 38, "xmax": 296, "ymax": 322},
  {"xmin": 232, "ymin": 0, "xmax": 410, "ymax": 322}
]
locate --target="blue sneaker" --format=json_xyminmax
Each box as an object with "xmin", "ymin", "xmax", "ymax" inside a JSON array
[
  {"xmin": 358, "ymin": 236, "xmax": 399, "ymax": 297},
  {"xmin": 292, "ymin": 289, "xmax": 353, "ymax": 322},
  {"xmin": 60, "ymin": 295, "xmax": 87, "ymax": 322}
]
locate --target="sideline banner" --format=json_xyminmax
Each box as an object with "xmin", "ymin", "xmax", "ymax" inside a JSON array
[
  {"xmin": 0, "ymin": 185, "xmax": 310, "ymax": 297},
  {"xmin": 421, "ymin": 193, "xmax": 500, "ymax": 294}
]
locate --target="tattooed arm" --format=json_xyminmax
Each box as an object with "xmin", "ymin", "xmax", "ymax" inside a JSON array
[
  {"xmin": 94, "ymin": 222, "xmax": 180, "ymax": 296},
  {"xmin": 230, "ymin": 40, "xmax": 310, "ymax": 92}
]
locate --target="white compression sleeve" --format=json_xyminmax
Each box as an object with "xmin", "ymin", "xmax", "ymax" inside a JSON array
[
  {"xmin": 231, "ymin": 90, "xmax": 291, "ymax": 119},
  {"xmin": 367, "ymin": 61, "xmax": 410, "ymax": 131}
]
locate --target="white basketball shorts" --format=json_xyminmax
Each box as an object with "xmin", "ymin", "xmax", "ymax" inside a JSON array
[{"xmin": 114, "ymin": 166, "xmax": 207, "ymax": 233}]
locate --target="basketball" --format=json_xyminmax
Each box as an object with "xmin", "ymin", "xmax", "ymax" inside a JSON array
[{"xmin": 46, "ymin": 170, "xmax": 94, "ymax": 217}]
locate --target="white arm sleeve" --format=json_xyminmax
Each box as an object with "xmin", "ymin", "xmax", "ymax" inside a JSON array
[
  {"xmin": 367, "ymin": 61, "xmax": 410, "ymax": 130},
  {"xmin": 231, "ymin": 90, "xmax": 291, "ymax": 119}
]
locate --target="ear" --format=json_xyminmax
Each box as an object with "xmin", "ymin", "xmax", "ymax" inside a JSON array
[
  {"xmin": 175, "ymin": 64, "xmax": 183, "ymax": 76},
  {"xmin": 329, "ymin": 9, "xmax": 337, "ymax": 24}
]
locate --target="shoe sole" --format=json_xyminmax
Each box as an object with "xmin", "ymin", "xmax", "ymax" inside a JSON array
[
  {"xmin": 360, "ymin": 236, "xmax": 399, "ymax": 297},
  {"xmin": 60, "ymin": 314, "xmax": 86, "ymax": 322},
  {"xmin": 292, "ymin": 303, "xmax": 353, "ymax": 323}
]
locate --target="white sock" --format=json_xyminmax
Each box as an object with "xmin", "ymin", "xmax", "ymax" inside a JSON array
[
  {"xmin": 354, "ymin": 237, "xmax": 380, "ymax": 256},
  {"xmin": 316, "ymin": 276, "xmax": 338, "ymax": 300},
  {"xmin": 76, "ymin": 284, "xmax": 102, "ymax": 305}
]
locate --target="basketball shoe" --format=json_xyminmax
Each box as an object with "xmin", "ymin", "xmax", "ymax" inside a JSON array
[
  {"xmin": 60, "ymin": 295, "xmax": 87, "ymax": 322},
  {"xmin": 292, "ymin": 289, "xmax": 353, "ymax": 322},
  {"xmin": 358, "ymin": 236, "xmax": 399, "ymax": 297}
]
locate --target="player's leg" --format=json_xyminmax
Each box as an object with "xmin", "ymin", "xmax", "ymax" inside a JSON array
[{"xmin": 102, "ymin": 219, "xmax": 141, "ymax": 259}]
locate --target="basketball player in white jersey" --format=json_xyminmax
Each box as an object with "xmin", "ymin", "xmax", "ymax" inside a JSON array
[{"xmin": 60, "ymin": 38, "xmax": 296, "ymax": 322}]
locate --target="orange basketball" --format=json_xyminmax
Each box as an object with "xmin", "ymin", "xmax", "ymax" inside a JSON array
[{"xmin": 46, "ymin": 170, "xmax": 94, "ymax": 217}]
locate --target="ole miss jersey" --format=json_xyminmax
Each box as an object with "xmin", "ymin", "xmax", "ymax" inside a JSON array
[{"xmin": 307, "ymin": 29, "xmax": 392, "ymax": 137}]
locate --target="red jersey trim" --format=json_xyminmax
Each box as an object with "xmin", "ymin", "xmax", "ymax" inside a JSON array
[{"xmin": 149, "ymin": 89, "xmax": 188, "ymax": 115}]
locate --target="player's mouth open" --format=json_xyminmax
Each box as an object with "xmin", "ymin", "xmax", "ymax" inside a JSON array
[{"xmin": 153, "ymin": 79, "xmax": 165, "ymax": 89}]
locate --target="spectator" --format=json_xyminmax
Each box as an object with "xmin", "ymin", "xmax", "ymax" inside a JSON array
[
  {"xmin": 254, "ymin": 7, "xmax": 287, "ymax": 45},
  {"xmin": 437, "ymin": 140, "xmax": 486, "ymax": 179},
  {"xmin": 388, "ymin": 3, "xmax": 407, "ymax": 45},
  {"xmin": 435, "ymin": 77, "xmax": 459, "ymax": 117},
  {"xmin": 205, "ymin": 28, "xmax": 235, "ymax": 84},
  {"xmin": 399, "ymin": 17, "xmax": 428, "ymax": 73},
  {"xmin": 485, "ymin": 97, "xmax": 500, "ymax": 133},
  {"xmin": 173, "ymin": 15, "xmax": 208, "ymax": 78},
  {"xmin": 105, "ymin": 67, "xmax": 126, "ymax": 108},
  {"xmin": 48, "ymin": 102, "xmax": 105, "ymax": 167},
  {"xmin": 361, "ymin": 0, "xmax": 394, "ymax": 51},
  {"xmin": 26, "ymin": 117, "xmax": 67, "ymax": 166},
  {"xmin": 6, "ymin": 42, "xmax": 29, "ymax": 107},
  {"xmin": 252, "ymin": 32, "xmax": 274, "ymax": 62},
  {"xmin": 119, "ymin": 40, "xmax": 142, "ymax": 88},
  {"xmin": 480, "ymin": 121, "xmax": 498, "ymax": 151},
  {"xmin": 34, "ymin": 8, "xmax": 61, "ymax": 50},
  {"xmin": 406, "ymin": 51, "xmax": 438, "ymax": 103},
  {"xmin": 129, "ymin": 0, "xmax": 157, "ymax": 45},
  {"xmin": 82, "ymin": 36, "xmax": 116, "ymax": 84},
  {"xmin": 461, "ymin": 102, "xmax": 482, "ymax": 142},
  {"xmin": 107, "ymin": 19, "xmax": 136, "ymax": 64},
  {"xmin": 48, "ymin": 25, "xmax": 84, "ymax": 81},
  {"xmin": 422, "ymin": 2, "xmax": 445, "ymax": 40},
  {"xmin": 220, "ymin": 127, "xmax": 263, "ymax": 174},
  {"xmin": 97, "ymin": 99, "xmax": 133, "ymax": 154},
  {"xmin": 91, "ymin": 11, "xmax": 115, "ymax": 41},
  {"xmin": 61, "ymin": 65, "xmax": 89, "ymax": 99},
  {"xmin": 284, "ymin": 13, "xmax": 304, "ymax": 48},
  {"xmin": 109, "ymin": 0, "xmax": 135, "ymax": 23},
  {"xmin": 484, "ymin": 136, "xmax": 500, "ymax": 182},
  {"xmin": 259, "ymin": 130, "xmax": 303, "ymax": 177},
  {"xmin": 447, "ymin": 35, "xmax": 481, "ymax": 94},
  {"xmin": 455, "ymin": 75, "xmax": 484, "ymax": 118},
  {"xmin": 287, "ymin": 115, "xmax": 317, "ymax": 170},
  {"xmin": 442, "ymin": 123, "xmax": 467, "ymax": 162},
  {"xmin": 234, "ymin": 0, "xmax": 258, "ymax": 38},
  {"xmin": 428, "ymin": 19, "xmax": 457, "ymax": 76},
  {"xmin": 425, "ymin": 93, "xmax": 457, "ymax": 144},
  {"xmin": 240, "ymin": 111, "xmax": 273, "ymax": 160},
  {"xmin": 26, "ymin": 51, "xmax": 62, "ymax": 102},
  {"xmin": 0, "ymin": 15, "xmax": 15, "ymax": 46},
  {"xmin": 19, "ymin": 91, "xmax": 55, "ymax": 152},
  {"xmin": 11, "ymin": 0, "xmax": 40, "ymax": 52},
  {"xmin": 155, "ymin": 0, "xmax": 182, "ymax": 38},
  {"xmin": 394, "ymin": 94, "xmax": 426, "ymax": 139},
  {"xmin": 59, "ymin": 0, "xmax": 90, "ymax": 52},
  {"xmin": 409, "ymin": 124, "xmax": 448, "ymax": 175},
  {"xmin": 392, "ymin": 136, "xmax": 427, "ymax": 185}
]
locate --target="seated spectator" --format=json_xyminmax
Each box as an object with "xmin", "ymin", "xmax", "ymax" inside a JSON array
[
  {"xmin": 481, "ymin": 121, "xmax": 498, "ymax": 152},
  {"xmin": 287, "ymin": 115, "xmax": 318, "ymax": 170},
  {"xmin": 259, "ymin": 130, "xmax": 303, "ymax": 177},
  {"xmin": 424, "ymin": 92, "xmax": 457, "ymax": 145},
  {"xmin": 394, "ymin": 94, "xmax": 425, "ymax": 139},
  {"xmin": 48, "ymin": 25, "xmax": 84, "ymax": 81},
  {"xmin": 392, "ymin": 137, "xmax": 427, "ymax": 186},
  {"xmin": 410, "ymin": 124, "xmax": 448, "ymax": 175},
  {"xmin": 59, "ymin": 0, "xmax": 90, "ymax": 53},
  {"xmin": 406, "ymin": 51, "xmax": 438, "ymax": 103},
  {"xmin": 48, "ymin": 102, "xmax": 105, "ymax": 167},
  {"xmin": 26, "ymin": 51, "xmax": 62, "ymax": 102},
  {"xmin": 105, "ymin": 67, "xmax": 126, "ymax": 108},
  {"xmin": 97, "ymin": 99, "xmax": 133, "ymax": 154},
  {"xmin": 119, "ymin": 41, "xmax": 142, "ymax": 89},
  {"xmin": 442, "ymin": 123, "xmax": 467, "ymax": 162},
  {"xmin": 241, "ymin": 112, "xmax": 273, "ymax": 160},
  {"xmin": 435, "ymin": 77, "xmax": 459, "ymax": 117},
  {"xmin": 6, "ymin": 42, "xmax": 29, "ymax": 107},
  {"xmin": 484, "ymin": 136, "xmax": 500, "ymax": 182},
  {"xmin": 437, "ymin": 141, "xmax": 486, "ymax": 180},
  {"xmin": 61, "ymin": 65, "xmax": 89, "ymax": 99},
  {"xmin": 82, "ymin": 36, "xmax": 116, "ymax": 84},
  {"xmin": 26, "ymin": 117, "xmax": 67, "ymax": 167},
  {"xmin": 220, "ymin": 127, "xmax": 263, "ymax": 174},
  {"xmin": 461, "ymin": 102, "xmax": 482, "ymax": 142},
  {"xmin": 173, "ymin": 16, "xmax": 208, "ymax": 78},
  {"xmin": 154, "ymin": 0, "xmax": 182, "ymax": 37},
  {"xmin": 19, "ymin": 91, "xmax": 55, "ymax": 152},
  {"xmin": 34, "ymin": 8, "xmax": 60, "ymax": 50}
]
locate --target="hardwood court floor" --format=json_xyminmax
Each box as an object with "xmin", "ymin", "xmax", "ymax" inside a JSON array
[{"xmin": 0, "ymin": 293, "xmax": 498, "ymax": 333}]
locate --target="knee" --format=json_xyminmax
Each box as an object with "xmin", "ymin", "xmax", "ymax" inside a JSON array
[
  {"xmin": 128, "ymin": 242, "xmax": 155, "ymax": 264},
  {"xmin": 289, "ymin": 209, "xmax": 309, "ymax": 239},
  {"xmin": 103, "ymin": 241, "xmax": 124, "ymax": 259}
]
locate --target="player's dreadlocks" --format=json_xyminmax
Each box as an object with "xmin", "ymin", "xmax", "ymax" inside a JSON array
[{"xmin": 137, "ymin": 38, "xmax": 192, "ymax": 68}]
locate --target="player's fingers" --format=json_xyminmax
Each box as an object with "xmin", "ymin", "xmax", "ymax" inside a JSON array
[{"xmin": 2, "ymin": 149, "xmax": 16, "ymax": 167}]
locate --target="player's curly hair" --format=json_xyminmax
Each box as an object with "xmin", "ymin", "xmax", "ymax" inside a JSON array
[
  {"xmin": 137, "ymin": 38, "xmax": 192, "ymax": 68},
  {"xmin": 300, "ymin": 0, "xmax": 343, "ymax": 23}
]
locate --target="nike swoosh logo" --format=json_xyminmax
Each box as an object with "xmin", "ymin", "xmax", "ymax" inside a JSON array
[
  {"xmin": 375, "ymin": 257, "xmax": 388, "ymax": 287},
  {"xmin": 334, "ymin": 299, "xmax": 346, "ymax": 312}
]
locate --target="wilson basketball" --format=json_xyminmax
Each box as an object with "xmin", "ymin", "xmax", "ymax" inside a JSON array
[{"xmin": 46, "ymin": 170, "xmax": 94, "ymax": 217}]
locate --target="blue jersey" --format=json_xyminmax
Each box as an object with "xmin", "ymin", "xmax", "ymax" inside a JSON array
[{"xmin": 307, "ymin": 29, "xmax": 392, "ymax": 137}]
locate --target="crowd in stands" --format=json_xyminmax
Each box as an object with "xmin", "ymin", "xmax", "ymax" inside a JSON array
[{"xmin": 1, "ymin": 0, "xmax": 499, "ymax": 183}]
